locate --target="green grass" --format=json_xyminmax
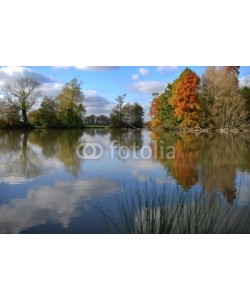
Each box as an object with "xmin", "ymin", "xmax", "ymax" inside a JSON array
[{"xmin": 97, "ymin": 182, "xmax": 250, "ymax": 234}]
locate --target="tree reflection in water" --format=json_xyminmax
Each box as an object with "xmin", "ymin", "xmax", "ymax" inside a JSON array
[
  {"xmin": 0, "ymin": 130, "xmax": 41, "ymax": 179},
  {"xmin": 0, "ymin": 129, "xmax": 84, "ymax": 179},
  {"xmin": 29, "ymin": 129, "xmax": 83, "ymax": 176},
  {"xmin": 150, "ymin": 131, "xmax": 250, "ymax": 205},
  {"xmin": 109, "ymin": 129, "xmax": 143, "ymax": 148}
]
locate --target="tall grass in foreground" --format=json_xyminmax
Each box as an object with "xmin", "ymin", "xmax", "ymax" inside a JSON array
[{"xmin": 98, "ymin": 182, "xmax": 250, "ymax": 234}]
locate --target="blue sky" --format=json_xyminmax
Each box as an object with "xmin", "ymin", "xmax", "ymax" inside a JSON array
[{"xmin": 1, "ymin": 66, "xmax": 250, "ymax": 119}]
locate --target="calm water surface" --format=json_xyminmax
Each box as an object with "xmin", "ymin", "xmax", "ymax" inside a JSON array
[{"xmin": 0, "ymin": 129, "xmax": 249, "ymax": 233}]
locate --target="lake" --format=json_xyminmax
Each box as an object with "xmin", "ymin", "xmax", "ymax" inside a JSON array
[{"xmin": 0, "ymin": 129, "xmax": 249, "ymax": 233}]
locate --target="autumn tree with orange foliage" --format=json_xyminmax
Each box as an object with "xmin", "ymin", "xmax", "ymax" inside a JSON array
[
  {"xmin": 169, "ymin": 68, "xmax": 200, "ymax": 128},
  {"xmin": 149, "ymin": 93, "xmax": 161, "ymax": 129}
]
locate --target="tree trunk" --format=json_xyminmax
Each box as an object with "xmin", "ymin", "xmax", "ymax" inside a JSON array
[{"xmin": 22, "ymin": 109, "xmax": 28, "ymax": 125}]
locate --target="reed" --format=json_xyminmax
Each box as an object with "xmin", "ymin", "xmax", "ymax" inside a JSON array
[{"xmin": 98, "ymin": 181, "xmax": 250, "ymax": 234}]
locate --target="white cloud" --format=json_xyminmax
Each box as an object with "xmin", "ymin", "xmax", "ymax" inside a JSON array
[
  {"xmin": 0, "ymin": 66, "xmax": 63, "ymax": 102},
  {"xmin": 239, "ymin": 75, "xmax": 250, "ymax": 87},
  {"xmin": 129, "ymin": 81, "xmax": 165, "ymax": 94},
  {"xmin": 156, "ymin": 66, "xmax": 178, "ymax": 75},
  {"xmin": 76, "ymin": 66, "xmax": 119, "ymax": 71},
  {"xmin": 84, "ymin": 90, "xmax": 114, "ymax": 116},
  {"xmin": 132, "ymin": 74, "xmax": 140, "ymax": 80},
  {"xmin": 55, "ymin": 66, "xmax": 119, "ymax": 71},
  {"xmin": 138, "ymin": 68, "xmax": 150, "ymax": 76},
  {"xmin": 38, "ymin": 82, "xmax": 64, "ymax": 97},
  {"xmin": 132, "ymin": 68, "xmax": 150, "ymax": 81},
  {"xmin": 0, "ymin": 66, "xmax": 55, "ymax": 86},
  {"xmin": 0, "ymin": 67, "xmax": 113, "ymax": 115}
]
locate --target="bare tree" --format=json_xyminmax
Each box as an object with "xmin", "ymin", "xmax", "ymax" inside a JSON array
[{"xmin": 2, "ymin": 77, "xmax": 40, "ymax": 125}]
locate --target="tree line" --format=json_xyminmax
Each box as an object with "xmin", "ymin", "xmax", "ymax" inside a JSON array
[
  {"xmin": 150, "ymin": 67, "xmax": 250, "ymax": 131},
  {"xmin": 1, "ymin": 67, "xmax": 249, "ymax": 131},
  {"xmin": 0, "ymin": 77, "xmax": 144, "ymax": 129}
]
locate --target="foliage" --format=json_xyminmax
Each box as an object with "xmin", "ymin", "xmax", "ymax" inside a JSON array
[
  {"xmin": 149, "ymin": 66, "xmax": 249, "ymax": 131},
  {"xmin": 28, "ymin": 79, "xmax": 86, "ymax": 128},
  {"xmin": 240, "ymin": 86, "xmax": 250, "ymax": 119},
  {"xmin": 200, "ymin": 67, "xmax": 249, "ymax": 129},
  {"xmin": 84, "ymin": 114, "xmax": 96, "ymax": 126},
  {"xmin": 84, "ymin": 114, "xmax": 110, "ymax": 126},
  {"xmin": 123, "ymin": 102, "xmax": 144, "ymax": 128},
  {"xmin": 1, "ymin": 68, "xmax": 249, "ymax": 131},
  {"xmin": 28, "ymin": 96, "xmax": 61, "ymax": 128},
  {"xmin": 150, "ymin": 69, "xmax": 200, "ymax": 129},
  {"xmin": 56, "ymin": 78, "xmax": 85, "ymax": 128},
  {"xmin": 28, "ymin": 109, "xmax": 43, "ymax": 127},
  {"xmin": 0, "ymin": 100, "xmax": 21, "ymax": 127},
  {"xmin": 149, "ymin": 84, "xmax": 178, "ymax": 130},
  {"xmin": 109, "ymin": 94, "xmax": 126, "ymax": 128},
  {"xmin": 96, "ymin": 115, "xmax": 110, "ymax": 126},
  {"xmin": 169, "ymin": 68, "xmax": 200, "ymax": 128},
  {"xmin": 110, "ymin": 94, "xmax": 144, "ymax": 128}
]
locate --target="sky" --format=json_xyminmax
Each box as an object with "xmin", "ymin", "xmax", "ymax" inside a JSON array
[{"xmin": 0, "ymin": 66, "xmax": 250, "ymax": 120}]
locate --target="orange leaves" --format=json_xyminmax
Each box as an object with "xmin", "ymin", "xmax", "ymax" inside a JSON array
[
  {"xmin": 149, "ymin": 95, "xmax": 160, "ymax": 118},
  {"xmin": 149, "ymin": 68, "xmax": 201, "ymax": 130},
  {"xmin": 169, "ymin": 68, "xmax": 200, "ymax": 128},
  {"xmin": 149, "ymin": 95, "xmax": 161, "ymax": 129}
]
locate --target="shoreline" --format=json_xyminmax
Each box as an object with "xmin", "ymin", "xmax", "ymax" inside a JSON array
[{"xmin": 0, "ymin": 126, "xmax": 249, "ymax": 134}]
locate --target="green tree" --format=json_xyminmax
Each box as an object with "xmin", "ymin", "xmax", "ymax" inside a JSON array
[
  {"xmin": 110, "ymin": 94, "xmax": 126, "ymax": 128},
  {"xmin": 240, "ymin": 86, "xmax": 250, "ymax": 119},
  {"xmin": 28, "ymin": 109, "xmax": 43, "ymax": 127},
  {"xmin": 56, "ymin": 78, "xmax": 85, "ymax": 127},
  {"xmin": 28, "ymin": 96, "xmax": 60, "ymax": 128},
  {"xmin": 122, "ymin": 103, "xmax": 144, "ymax": 128},
  {"xmin": 131, "ymin": 103, "xmax": 144, "ymax": 128},
  {"xmin": 95, "ymin": 115, "xmax": 110, "ymax": 126},
  {"xmin": 84, "ymin": 115, "xmax": 96, "ymax": 126},
  {"xmin": 149, "ymin": 84, "xmax": 178, "ymax": 130},
  {"xmin": 110, "ymin": 94, "xmax": 144, "ymax": 128},
  {"xmin": 2, "ymin": 77, "xmax": 40, "ymax": 126},
  {"xmin": 40, "ymin": 96, "xmax": 60, "ymax": 127},
  {"xmin": 0, "ymin": 100, "xmax": 21, "ymax": 127}
]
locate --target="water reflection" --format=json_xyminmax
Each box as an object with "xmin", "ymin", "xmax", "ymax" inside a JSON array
[
  {"xmin": 151, "ymin": 131, "xmax": 250, "ymax": 205},
  {"xmin": 0, "ymin": 178, "xmax": 119, "ymax": 233},
  {"xmin": 0, "ymin": 131, "xmax": 42, "ymax": 181},
  {"xmin": 0, "ymin": 129, "xmax": 249, "ymax": 233},
  {"xmin": 150, "ymin": 132, "xmax": 199, "ymax": 189},
  {"xmin": 84, "ymin": 128, "xmax": 109, "ymax": 137},
  {"xmin": 0, "ymin": 130, "xmax": 83, "ymax": 180},
  {"xmin": 29, "ymin": 130, "xmax": 83, "ymax": 176},
  {"xmin": 109, "ymin": 129, "xmax": 143, "ymax": 149}
]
